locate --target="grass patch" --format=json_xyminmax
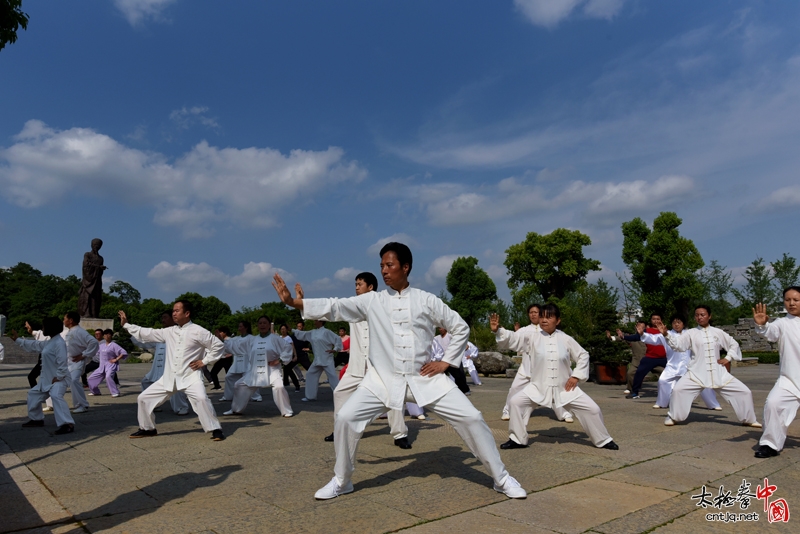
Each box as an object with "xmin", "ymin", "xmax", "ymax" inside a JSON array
[{"xmin": 742, "ymin": 351, "xmax": 779, "ymax": 364}]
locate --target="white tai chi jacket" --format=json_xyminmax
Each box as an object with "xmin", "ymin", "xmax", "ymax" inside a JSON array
[
  {"xmin": 302, "ymin": 286, "xmax": 469, "ymax": 410},
  {"xmin": 495, "ymin": 327, "xmax": 590, "ymax": 408},
  {"xmin": 666, "ymin": 325, "xmax": 742, "ymax": 388},
  {"xmin": 17, "ymin": 336, "xmax": 69, "ymax": 393},
  {"xmin": 132, "ymin": 338, "xmax": 167, "ymax": 383},
  {"xmin": 292, "ymin": 327, "xmax": 342, "ymax": 368},
  {"xmin": 756, "ymin": 315, "xmax": 800, "ymax": 397},
  {"xmin": 223, "ymin": 334, "xmax": 293, "ymax": 388},
  {"xmin": 124, "ymin": 321, "xmax": 224, "ymax": 390},
  {"xmin": 27, "ymin": 327, "xmax": 98, "ymax": 374},
  {"xmin": 640, "ymin": 330, "xmax": 691, "ymax": 381},
  {"xmin": 227, "ymin": 334, "xmax": 252, "ymax": 375},
  {"xmin": 346, "ymin": 321, "xmax": 371, "ymax": 378}
]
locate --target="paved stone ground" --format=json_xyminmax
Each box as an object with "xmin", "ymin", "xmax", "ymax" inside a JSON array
[{"xmin": 1, "ymin": 362, "xmax": 798, "ymax": 534}]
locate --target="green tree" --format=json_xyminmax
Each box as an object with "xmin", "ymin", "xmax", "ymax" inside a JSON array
[
  {"xmin": 505, "ymin": 228, "xmax": 601, "ymax": 306},
  {"xmin": 697, "ymin": 259, "xmax": 734, "ymax": 324},
  {"xmin": 732, "ymin": 257, "xmax": 777, "ymax": 311},
  {"xmin": 109, "ymin": 280, "xmax": 142, "ymax": 305},
  {"xmin": 771, "ymin": 253, "xmax": 800, "ymax": 295},
  {"xmin": 445, "ymin": 256, "xmax": 497, "ymax": 327},
  {"xmin": 621, "ymin": 212, "xmax": 704, "ymax": 320},
  {"xmin": 174, "ymin": 292, "xmax": 232, "ymax": 330},
  {"xmin": 0, "ymin": 0, "xmax": 28, "ymax": 51}
]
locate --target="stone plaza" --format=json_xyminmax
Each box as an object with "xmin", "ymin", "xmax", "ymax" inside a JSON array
[{"xmin": 1, "ymin": 361, "xmax": 797, "ymax": 533}]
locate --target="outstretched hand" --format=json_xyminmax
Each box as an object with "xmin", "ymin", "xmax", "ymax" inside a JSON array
[
  {"xmin": 635, "ymin": 322, "xmax": 645, "ymax": 335},
  {"xmin": 118, "ymin": 310, "xmax": 128, "ymax": 326},
  {"xmin": 656, "ymin": 322, "xmax": 669, "ymax": 336},
  {"xmin": 752, "ymin": 303, "xmax": 769, "ymax": 326},
  {"xmin": 272, "ymin": 274, "xmax": 304, "ymax": 310},
  {"xmin": 489, "ymin": 313, "xmax": 501, "ymax": 333},
  {"xmin": 25, "ymin": 321, "xmax": 33, "ymax": 334}
]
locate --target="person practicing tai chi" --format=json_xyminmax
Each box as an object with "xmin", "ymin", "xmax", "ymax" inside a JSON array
[
  {"xmin": 12, "ymin": 317, "xmax": 76, "ymax": 434},
  {"xmin": 221, "ymin": 315, "xmax": 294, "ymax": 417},
  {"xmin": 87, "ymin": 329, "xmax": 128, "ymax": 397},
  {"xmin": 120, "ymin": 301, "xmax": 227, "ymax": 441},
  {"xmin": 752, "ymin": 287, "xmax": 800, "ymax": 458},
  {"xmin": 272, "ymin": 242, "xmax": 526, "ymax": 500},
  {"xmin": 501, "ymin": 305, "xmax": 574, "ymax": 423},
  {"xmin": 132, "ymin": 310, "xmax": 190, "ymax": 415},
  {"xmin": 293, "ymin": 319, "xmax": 342, "ymax": 402},
  {"xmin": 220, "ymin": 321, "xmax": 260, "ymax": 403},
  {"xmin": 322, "ymin": 272, "xmax": 411, "ymax": 449},
  {"xmin": 657, "ymin": 305, "xmax": 761, "ymax": 428},
  {"xmin": 491, "ymin": 305, "xmax": 618, "ymax": 451},
  {"xmin": 635, "ymin": 317, "xmax": 720, "ymax": 410},
  {"xmin": 626, "ymin": 313, "xmax": 668, "ymax": 400},
  {"xmin": 463, "ymin": 341, "xmax": 482, "ymax": 386}
]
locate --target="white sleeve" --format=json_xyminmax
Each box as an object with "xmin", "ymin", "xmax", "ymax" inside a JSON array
[{"xmin": 755, "ymin": 321, "xmax": 781, "ymax": 343}]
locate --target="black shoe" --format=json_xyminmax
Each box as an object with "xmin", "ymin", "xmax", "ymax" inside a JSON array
[
  {"xmin": 754, "ymin": 445, "xmax": 779, "ymax": 458},
  {"xmin": 324, "ymin": 433, "xmax": 334, "ymax": 442},
  {"xmin": 211, "ymin": 429, "xmax": 226, "ymax": 441},
  {"xmin": 130, "ymin": 428, "xmax": 158, "ymax": 439},
  {"xmin": 602, "ymin": 441, "xmax": 619, "ymax": 450},
  {"xmin": 22, "ymin": 419, "xmax": 44, "ymax": 428},
  {"xmin": 625, "ymin": 394, "xmax": 640, "ymax": 399},
  {"xmin": 500, "ymin": 439, "xmax": 528, "ymax": 450},
  {"xmin": 54, "ymin": 424, "xmax": 74, "ymax": 435},
  {"xmin": 394, "ymin": 437, "xmax": 412, "ymax": 449}
]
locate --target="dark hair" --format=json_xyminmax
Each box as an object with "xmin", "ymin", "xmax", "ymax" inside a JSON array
[
  {"xmin": 356, "ymin": 271, "xmax": 379, "ymax": 290},
  {"xmin": 527, "ymin": 303, "xmax": 542, "ymax": 314},
  {"xmin": 257, "ymin": 315, "xmax": 272, "ymax": 324},
  {"xmin": 670, "ymin": 315, "xmax": 686, "ymax": 325},
  {"xmin": 42, "ymin": 317, "xmax": 63, "ymax": 337},
  {"xmin": 278, "ymin": 323, "xmax": 289, "ymax": 332},
  {"xmin": 695, "ymin": 304, "xmax": 712, "ymax": 315},
  {"xmin": 174, "ymin": 299, "xmax": 193, "ymax": 315},
  {"xmin": 103, "ymin": 329, "xmax": 114, "ymax": 336},
  {"xmin": 95, "ymin": 328, "xmax": 103, "ymax": 333},
  {"xmin": 650, "ymin": 312, "xmax": 662, "ymax": 320},
  {"xmin": 239, "ymin": 320, "xmax": 252, "ymax": 334},
  {"xmin": 161, "ymin": 310, "xmax": 172, "ymax": 318},
  {"xmin": 379, "ymin": 242, "xmax": 413, "ymax": 274},
  {"xmin": 217, "ymin": 326, "xmax": 232, "ymax": 336},
  {"xmin": 66, "ymin": 311, "xmax": 81, "ymax": 325},
  {"xmin": 540, "ymin": 303, "xmax": 561, "ymax": 320},
  {"xmin": 784, "ymin": 286, "xmax": 800, "ymax": 297}
]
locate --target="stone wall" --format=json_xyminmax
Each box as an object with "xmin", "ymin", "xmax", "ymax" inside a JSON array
[
  {"xmin": 0, "ymin": 337, "xmax": 39, "ymax": 364},
  {"xmin": 719, "ymin": 318, "xmax": 777, "ymax": 352}
]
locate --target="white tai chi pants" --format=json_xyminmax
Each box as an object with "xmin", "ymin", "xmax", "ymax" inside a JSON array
[
  {"xmin": 508, "ymin": 390, "xmax": 612, "ymax": 447},
  {"xmin": 231, "ymin": 365, "xmax": 292, "ymax": 416},
  {"xmin": 667, "ymin": 375, "xmax": 757, "ymax": 424},
  {"xmin": 142, "ymin": 378, "xmax": 189, "ymax": 415},
  {"xmin": 503, "ymin": 373, "xmax": 571, "ymax": 421},
  {"xmin": 304, "ymin": 362, "xmax": 340, "ymax": 401},
  {"xmin": 656, "ymin": 374, "xmax": 720, "ymax": 409},
  {"xmin": 223, "ymin": 372, "xmax": 260, "ymax": 402},
  {"xmin": 333, "ymin": 386, "xmax": 511, "ymax": 487},
  {"xmin": 46, "ymin": 367, "xmax": 89, "ymax": 410},
  {"xmin": 759, "ymin": 379, "xmax": 800, "ymax": 451},
  {"xmin": 334, "ymin": 372, "xmax": 407, "ymax": 439},
  {"xmin": 29, "ymin": 382, "xmax": 74, "ymax": 427},
  {"xmin": 137, "ymin": 378, "xmax": 221, "ymax": 432}
]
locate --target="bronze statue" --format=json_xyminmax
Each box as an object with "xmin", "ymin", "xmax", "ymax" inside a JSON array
[{"xmin": 78, "ymin": 238, "xmax": 107, "ymax": 318}]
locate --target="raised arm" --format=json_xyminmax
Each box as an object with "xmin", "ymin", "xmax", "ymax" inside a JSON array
[
  {"xmin": 272, "ymin": 273, "xmax": 304, "ymax": 310},
  {"xmin": 16, "ymin": 338, "xmax": 48, "ymax": 353},
  {"xmin": 491, "ymin": 314, "xmax": 532, "ymax": 353},
  {"xmin": 753, "ymin": 302, "xmax": 780, "ymax": 342},
  {"xmin": 223, "ymin": 336, "xmax": 251, "ymax": 356}
]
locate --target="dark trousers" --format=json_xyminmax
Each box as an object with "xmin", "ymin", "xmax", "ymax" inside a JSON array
[
  {"xmin": 282, "ymin": 361, "xmax": 302, "ymax": 389},
  {"xmin": 334, "ymin": 351, "xmax": 350, "ymax": 367},
  {"xmin": 632, "ymin": 357, "xmax": 667, "ymax": 395},
  {"xmin": 206, "ymin": 357, "xmax": 232, "ymax": 388},
  {"xmin": 83, "ymin": 360, "xmax": 118, "ymax": 387},
  {"xmin": 28, "ymin": 356, "xmax": 42, "ymax": 388},
  {"xmin": 446, "ymin": 363, "xmax": 470, "ymax": 394}
]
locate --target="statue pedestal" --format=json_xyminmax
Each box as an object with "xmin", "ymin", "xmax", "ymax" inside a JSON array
[{"xmin": 80, "ymin": 318, "xmax": 114, "ymax": 332}]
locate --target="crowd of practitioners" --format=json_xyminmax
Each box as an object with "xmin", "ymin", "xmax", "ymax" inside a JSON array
[{"xmin": 7, "ymin": 242, "xmax": 800, "ymax": 499}]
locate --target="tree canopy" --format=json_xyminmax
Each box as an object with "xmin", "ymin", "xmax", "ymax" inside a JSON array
[
  {"xmin": 445, "ymin": 256, "xmax": 497, "ymax": 327},
  {"xmin": 0, "ymin": 0, "xmax": 28, "ymax": 51}
]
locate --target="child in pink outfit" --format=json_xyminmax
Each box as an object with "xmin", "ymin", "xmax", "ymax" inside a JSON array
[{"xmin": 88, "ymin": 329, "xmax": 127, "ymax": 396}]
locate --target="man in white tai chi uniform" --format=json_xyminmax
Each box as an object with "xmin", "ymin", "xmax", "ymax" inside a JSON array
[
  {"xmin": 222, "ymin": 315, "xmax": 294, "ymax": 417},
  {"xmin": 132, "ymin": 310, "xmax": 190, "ymax": 415},
  {"xmin": 220, "ymin": 321, "xmax": 260, "ymax": 403},
  {"xmin": 322, "ymin": 271, "xmax": 411, "ymax": 449},
  {"xmin": 657, "ymin": 305, "xmax": 761, "ymax": 428},
  {"xmin": 272, "ymin": 242, "xmax": 526, "ymax": 500},
  {"xmin": 12, "ymin": 317, "xmax": 76, "ymax": 434},
  {"xmin": 752, "ymin": 287, "xmax": 800, "ymax": 458},
  {"xmin": 120, "ymin": 300, "xmax": 227, "ymax": 441},
  {"xmin": 491, "ymin": 305, "xmax": 618, "ymax": 450},
  {"xmin": 293, "ymin": 320, "xmax": 342, "ymax": 402},
  {"xmin": 501, "ymin": 305, "xmax": 573, "ymax": 423}
]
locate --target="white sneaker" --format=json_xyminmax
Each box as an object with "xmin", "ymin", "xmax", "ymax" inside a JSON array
[
  {"xmin": 501, "ymin": 412, "xmax": 510, "ymax": 421},
  {"xmin": 417, "ymin": 414, "xmax": 426, "ymax": 420},
  {"xmin": 494, "ymin": 475, "xmax": 527, "ymax": 499},
  {"xmin": 72, "ymin": 406, "xmax": 88, "ymax": 414},
  {"xmin": 713, "ymin": 407, "xmax": 723, "ymax": 411},
  {"xmin": 652, "ymin": 404, "xmax": 662, "ymax": 409},
  {"xmin": 283, "ymin": 413, "xmax": 294, "ymax": 418},
  {"xmin": 743, "ymin": 421, "xmax": 762, "ymax": 428},
  {"xmin": 251, "ymin": 395, "xmax": 262, "ymax": 402},
  {"xmin": 563, "ymin": 414, "xmax": 574, "ymax": 423},
  {"xmin": 112, "ymin": 394, "xmax": 120, "ymax": 398},
  {"xmin": 223, "ymin": 410, "xmax": 240, "ymax": 416},
  {"xmin": 664, "ymin": 417, "xmax": 675, "ymax": 426},
  {"xmin": 43, "ymin": 406, "xmax": 53, "ymax": 412},
  {"xmin": 302, "ymin": 397, "xmax": 314, "ymax": 402},
  {"xmin": 314, "ymin": 477, "xmax": 353, "ymax": 500},
  {"xmin": 623, "ymin": 389, "xmax": 631, "ymax": 394}
]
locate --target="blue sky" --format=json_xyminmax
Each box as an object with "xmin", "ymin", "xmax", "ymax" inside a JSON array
[{"xmin": 1, "ymin": 0, "xmax": 799, "ymax": 310}]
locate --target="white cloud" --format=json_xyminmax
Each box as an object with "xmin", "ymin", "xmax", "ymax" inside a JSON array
[
  {"xmin": 114, "ymin": 0, "xmax": 178, "ymax": 26},
  {"xmin": 307, "ymin": 277, "xmax": 336, "ymax": 292},
  {"xmin": 169, "ymin": 106, "xmax": 219, "ymax": 131},
  {"xmin": 147, "ymin": 261, "xmax": 291, "ymax": 294},
  {"xmin": 424, "ymin": 255, "xmax": 460, "ymax": 286},
  {"xmin": 366, "ymin": 233, "xmax": 416, "ymax": 257},
  {"xmin": 0, "ymin": 120, "xmax": 366, "ymax": 238},
  {"xmin": 513, "ymin": 0, "xmax": 626, "ymax": 28},
  {"xmin": 334, "ymin": 267, "xmax": 359, "ymax": 282},
  {"xmin": 753, "ymin": 186, "xmax": 800, "ymax": 212}
]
